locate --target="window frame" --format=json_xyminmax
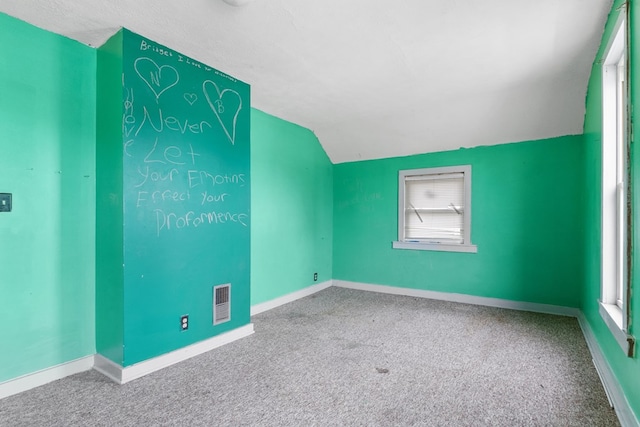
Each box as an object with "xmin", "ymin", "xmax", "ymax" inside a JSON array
[
  {"xmin": 599, "ymin": 8, "xmax": 634, "ymax": 357},
  {"xmin": 393, "ymin": 165, "xmax": 477, "ymax": 253}
]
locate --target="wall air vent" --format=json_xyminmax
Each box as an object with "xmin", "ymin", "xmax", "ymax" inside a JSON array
[{"xmin": 213, "ymin": 283, "xmax": 231, "ymax": 325}]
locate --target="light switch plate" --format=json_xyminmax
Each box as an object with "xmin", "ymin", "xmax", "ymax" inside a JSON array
[{"xmin": 0, "ymin": 193, "xmax": 11, "ymax": 212}]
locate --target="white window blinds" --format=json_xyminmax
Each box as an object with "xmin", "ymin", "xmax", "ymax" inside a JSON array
[{"xmin": 403, "ymin": 172, "xmax": 465, "ymax": 243}]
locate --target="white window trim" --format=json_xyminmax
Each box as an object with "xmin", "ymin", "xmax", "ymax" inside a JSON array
[
  {"xmin": 393, "ymin": 165, "xmax": 477, "ymax": 253},
  {"xmin": 600, "ymin": 8, "xmax": 634, "ymax": 357}
]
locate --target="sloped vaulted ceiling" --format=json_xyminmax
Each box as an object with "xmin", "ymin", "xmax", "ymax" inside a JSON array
[{"xmin": 0, "ymin": 0, "xmax": 613, "ymax": 163}]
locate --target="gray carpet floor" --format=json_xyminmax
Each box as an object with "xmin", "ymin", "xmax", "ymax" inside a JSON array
[{"xmin": 0, "ymin": 287, "xmax": 620, "ymax": 426}]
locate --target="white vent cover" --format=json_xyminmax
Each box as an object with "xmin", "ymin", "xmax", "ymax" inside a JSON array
[{"xmin": 213, "ymin": 283, "xmax": 231, "ymax": 325}]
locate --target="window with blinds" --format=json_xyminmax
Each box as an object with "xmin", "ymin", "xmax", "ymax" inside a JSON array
[
  {"xmin": 394, "ymin": 165, "xmax": 476, "ymax": 253},
  {"xmin": 404, "ymin": 173, "xmax": 465, "ymax": 242}
]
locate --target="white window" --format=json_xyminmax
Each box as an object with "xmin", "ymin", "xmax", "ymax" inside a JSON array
[
  {"xmin": 600, "ymin": 11, "xmax": 634, "ymax": 357},
  {"xmin": 393, "ymin": 165, "xmax": 477, "ymax": 253}
]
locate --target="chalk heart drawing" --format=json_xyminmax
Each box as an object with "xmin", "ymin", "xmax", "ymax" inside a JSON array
[
  {"xmin": 184, "ymin": 93, "xmax": 198, "ymax": 105},
  {"xmin": 203, "ymin": 80, "xmax": 242, "ymax": 145},
  {"xmin": 134, "ymin": 57, "xmax": 179, "ymax": 100}
]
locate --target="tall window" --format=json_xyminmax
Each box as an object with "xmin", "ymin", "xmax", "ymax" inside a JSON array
[
  {"xmin": 600, "ymin": 11, "xmax": 634, "ymax": 357},
  {"xmin": 393, "ymin": 165, "xmax": 477, "ymax": 253}
]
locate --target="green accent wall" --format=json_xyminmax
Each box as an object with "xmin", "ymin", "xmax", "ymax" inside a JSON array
[
  {"xmin": 0, "ymin": 13, "xmax": 96, "ymax": 382},
  {"xmin": 96, "ymin": 30, "xmax": 125, "ymax": 365},
  {"xmin": 582, "ymin": 0, "xmax": 640, "ymax": 420},
  {"xmin": 250, "ymin": 109, "xmax": 333, "ymax": 305},
  {"xmin": 334, "ymin": 135, "xmax": 585, "ymax": 307},
  {"xmin": 96, "ymin": 30, "xmax": 251, "ymax": 367}
]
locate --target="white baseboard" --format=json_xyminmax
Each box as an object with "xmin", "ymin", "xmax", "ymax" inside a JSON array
[
  {"xmin": 94, "ymin": 323, "xmax": 255, "ymax": 384},
  {"xmin": 251, "ymin": 280, "xmax": 332, "ymax": 316},
  {"xmin": 93, "ymin": 354, "xmax": 123, "ymax": 384},
  {"xmin": 333, "ymin": 280, "xmax": 580, "ymax": 317},
  {"xmin": 0, "ymin": 355, "xmax": 94, "ymax": 400},
  {"xmin": 577, "ymin": 313, "xmax": 639, "ymax": 427}
]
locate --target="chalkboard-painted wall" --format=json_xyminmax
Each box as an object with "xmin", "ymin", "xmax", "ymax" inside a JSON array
[{"xmin": 97, "ymin": 29, "xmax": 250, "ymax": 366}]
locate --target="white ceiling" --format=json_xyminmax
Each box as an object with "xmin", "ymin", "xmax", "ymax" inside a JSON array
[{"xmin": 0, "ymin": 0, "xmax": 612, "ymax": 163}]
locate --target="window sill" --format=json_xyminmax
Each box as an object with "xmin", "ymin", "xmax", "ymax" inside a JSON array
[
  {"xmin": 598, "ymin": 302, "xmax": 635, "ymax": 357},
  {"xmin": 392, "ymin": 241, "xmax": 478, "ymax": 253}
]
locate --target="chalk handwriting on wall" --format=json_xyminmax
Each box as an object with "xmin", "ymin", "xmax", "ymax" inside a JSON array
[
  {"xmin": 135, "ymin": 106, "xmax": 212, "ymax": 136},
  {"xmin": 123, "ymin": 34, "xmax": 249, "ymax": 237},
  {"xmin": 134, "ymin": 57, "xmax": 180, "ymax": 100},
  {"xmin": 184, "ymin": 93, "xmax": 197, "ymax": 105},
  {"xmin": 203, "ymin": 80, "xmax": 242, "ymax": 145},
  {"xmin": 154, "ymin": 209, "xmax": 248, "ymax": 236}
]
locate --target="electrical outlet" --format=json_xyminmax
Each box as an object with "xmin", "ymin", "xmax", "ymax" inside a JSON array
[
  {"xmin": 314, "ymin": 272, "xmax": 318, "ymax": 282},
  {"xmin": 180, "ymin": 315, "xmax": 189, "ymax": 331},
  {"xmin": 0, "ymin": 193, "xmax": 11, "ymax": 212}
]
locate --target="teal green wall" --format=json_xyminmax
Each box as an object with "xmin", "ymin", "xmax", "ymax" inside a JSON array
[
  {"xmin": 334, "ymin": 135, "xmax": 585, "ymax": 307},
  {"xmin": 250, "ymin": 109, "xmax": 333, "ymax": 305},
  {"xmin": 582, "ymin": 0, "xmax": 640, "ymax": 420},
  {"xmin": 96, "ymin": 30, "xmax": 125, "ymax": 365},
  {"xmin": 0, "ymin": 13, "xmax": 334, "ymax": 383},
  {"xmin": 95, "ymin": 30, "xmax": 252, "ymax": 366},
  {"xmin": 0, "ymin": 13, "xmax": 96, "ymax": 382}
]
